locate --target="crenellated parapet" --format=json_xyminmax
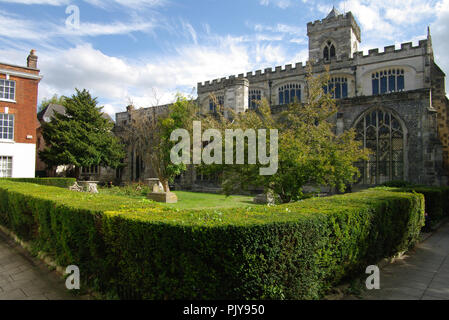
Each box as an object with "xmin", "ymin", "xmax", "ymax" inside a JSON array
[
  {"xmin": 307, "ymin": 11, "xmax": 361, "ymax": 42},
  {"xmin": 197, "ymin": 62, "xmax": 309, "ymax": 93},
  {"xmin": 352, "ymin": 40, "xmax": 429, "ymax": 61}
]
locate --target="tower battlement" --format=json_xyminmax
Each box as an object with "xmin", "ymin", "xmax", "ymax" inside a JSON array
[
  {"xmin": 307, "ymin": 11, "xmax": 361, "ymax": 42},
  {"xmin": 197, "ymin": 62, "xmax": 308, "ymax": 93}
]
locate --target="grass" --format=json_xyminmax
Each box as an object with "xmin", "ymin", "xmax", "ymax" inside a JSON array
[
  {"xmin": 99, "ymin": 185, "xmax": 255, "ymax": 210},
  {"xmin": 162, "ymin": 191, "xmax": 255, "ymax": 210}
]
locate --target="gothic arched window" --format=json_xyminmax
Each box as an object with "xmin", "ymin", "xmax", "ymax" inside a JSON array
[
  {"xmin": 209, "ymin": 95, "xmax": 224, "ymax": 113},
  {"xmin": 323, "ymin": 77, "xmax": 348, "ymax": 99},
  {"xmin": 372, "ymin": 69, "xmax": 405, "ymax": 95},
  {"xmin": 323, "ymin": 41, "xmax": 336, "ymax": 60},
  {"xmin": 278, "ymin": 83, "xmax": 301, "ymax": 105},
  {"xmin": 248, "ymin": 89, "xmax": 262, "ymax": 110},
  {"xmin": 354, "ymin": 108, "xmax": 405, "ymax": 185}
]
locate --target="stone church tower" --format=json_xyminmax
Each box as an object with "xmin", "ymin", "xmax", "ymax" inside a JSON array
[
  {"xmin": 307, "ymin": 7, "xmax": 361, "ymax": 62},
  {"xmin": 115, "ymin": 8, "xmax": 449, "ymax": 188}
]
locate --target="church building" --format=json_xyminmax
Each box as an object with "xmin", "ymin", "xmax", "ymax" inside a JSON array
[{"xmin": 116, "ymin": 8, "xmax": 449, "ymax": 187}]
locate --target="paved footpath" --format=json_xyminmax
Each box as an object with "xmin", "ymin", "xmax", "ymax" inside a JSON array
[
  {"xmin": 0, "ymin": 231, "xmax": 79, "ymax": 300},
  {"xmin": 348, "ymin": 222, "xmax": 449, "ymax": 300}
]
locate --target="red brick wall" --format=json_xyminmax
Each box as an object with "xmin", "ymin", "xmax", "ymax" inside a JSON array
[{"xmin": 0, "ymin": 63, "xmax": 40, "ymax": 144}]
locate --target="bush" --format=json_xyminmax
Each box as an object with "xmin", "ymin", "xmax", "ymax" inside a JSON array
[
  {"xmin": 401, "ymin": 186, "xmax": 449, "ymax": 224},
  {"xmin": 100, "ymin": 183, "xmax": 152, "ymax": 198},
  {"xmin": 381, "ymin": 180, "xmax": 415, "ymax": 188},
  {"xmin": 0, "ymin": 180, "xmax": 424, "ymax": 300},
  {"xmin": 2, "ymin": 178, "xmax": 76, "ymax": 188}
]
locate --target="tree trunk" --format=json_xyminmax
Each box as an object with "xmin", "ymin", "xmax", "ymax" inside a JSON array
[
  {"xmin": 74, "ymin": 166, "xmax": 81, "ymax": 180},
  {"xmin": 161, "ymin": 179, "xmax": 170, "ymax": 193}
]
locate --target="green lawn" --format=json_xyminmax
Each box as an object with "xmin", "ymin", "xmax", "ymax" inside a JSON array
[
  {"xmin": 99, "ymin": 186, "xmax": 256, "ymax": 210},
  {"xmin": 163, "ymin": 191, "xmax": 255, "ymax": 210}
]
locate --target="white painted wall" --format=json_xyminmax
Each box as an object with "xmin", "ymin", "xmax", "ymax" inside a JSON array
[{"xmin": 0, "ymin": 142, "xmax": 36, "ymax": 178}]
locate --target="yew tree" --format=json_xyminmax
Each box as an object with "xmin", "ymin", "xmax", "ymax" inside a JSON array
[{"xmin": 40, "ymin": 89, "xmax": 125, "ymax": 178}]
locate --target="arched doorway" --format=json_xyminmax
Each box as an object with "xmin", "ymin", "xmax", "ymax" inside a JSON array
[{"xmin": 354, "ymin": 108, "xmax": 406, "ymax": 185}]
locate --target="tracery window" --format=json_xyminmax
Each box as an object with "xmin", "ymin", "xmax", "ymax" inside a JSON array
[
  {"xmin": 354, "ymin": 108, "xmax": 405, "ymax": 185},
  {"xmin": 278, "ymin": 83, "xmax": 301, "ymax": 105},
  {"xmin": 372, "ymin": 69, "xmax": 405, "ymax": 95},
  {"xmin": 248, "ymin": 89, "xmax": 262, "ymax": 110},
  {"xmin": 209, "ymin": 95, "xmax": 224, "ymax": 113},
  {"xmin": 323, "ymin": 77, "xmax": 348, "ymax": 99},
  {"xmin": 323, "ymin": 41, "xmax": 336, "ymax": 60}
]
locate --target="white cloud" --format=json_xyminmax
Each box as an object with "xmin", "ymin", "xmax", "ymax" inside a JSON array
[
  {"xmin": 259, "ymin": 0, "xmax": 292, "ymax": 9},
  {"xmin": 7, "ymin": 32, "xmax": 292, "ymax": 117},
  {"xmin": 0, "ymin": 0, "xmax": 69, "ymax": 4},
  {"xmin": 431, "ymin": 0, "xmax": 449, "ymax": 96},
  {"xmin": 0, "ymin": 10, "xmax": 158, "ymax": 43},
  {"xmin": 0, "ymin": 0, "xmax": 167, "ymax": 7}
]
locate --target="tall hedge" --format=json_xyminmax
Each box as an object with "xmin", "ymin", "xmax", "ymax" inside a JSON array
[
  {"xmin": 2, "ymin": 178, "xmax": 76, "ymax": 188},
  {"xmin": 398, "ymin": 186, "xmax": 449, "ymax": 223},
  {"xmin": 0, "ymin": 180, "xmax": 424, "ymax": 300}
]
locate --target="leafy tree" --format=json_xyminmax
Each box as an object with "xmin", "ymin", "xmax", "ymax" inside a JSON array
[
  {"xmin": 120, "ymin": 95, "xmax": 198, "ymax": 192},
  {"xmin": 217, "ymin": 67, "xmax": 369, "ymax": 202},
  {"xmin": 39, "ymin": 89, "xmax": 125, "ymax": 178},
  {"xmin": 38, "ymin": 94, "xmax": 66, "ymax": 112}
]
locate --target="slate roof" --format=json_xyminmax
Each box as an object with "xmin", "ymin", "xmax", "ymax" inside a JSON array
[
  {"xmin": 37, "ymin": 103, "xmax": 113, "ymax": 123},
  {"xmin": 326, "ymin": 6, "xmax": 340, "ymax": 19}
]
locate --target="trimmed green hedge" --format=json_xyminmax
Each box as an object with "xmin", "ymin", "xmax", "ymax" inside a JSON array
[
  {"xmin": 2, "ymin": 178, "xmax": 76, "ymax": 188},
  {"xmin": 399, "ymin": 187, "xmax": 449, "ymax": 223},
  {"xmin": 0, "ymin": 180, "xmax": 424, "ymax": 300}
]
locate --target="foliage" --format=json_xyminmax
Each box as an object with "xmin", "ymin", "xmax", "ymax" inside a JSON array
[
  {"xmin": 38, "ymin": 94, "xmax": 66, "ymax": 112},
  {"xmin": 381, "ymin": 180, "xmax": 415, "ymax": 188},
  {"xmin": 100, "ymin": 183, "xmax": 153, "ymax": 198},
  {"xmin": 393, "ymin": 186, "xmax": 449, "ymax": 223},
  {"xmin": 39, "ymin": 89, "xmax": 125, "ymax": 176},
  {"xmin": 0, "ymin": 179, "xmax": 424, "ymax": 300},
  {"xmin": 119, "ymin": 95, "xmax": 198, "ymax": 192},
  {"xmin": 212, "ymin": 67, "xmax": 369, "ymax": 202},
  {"xmin": 1, "ymin": 178, "xmax": 76, "ymax": 188}
]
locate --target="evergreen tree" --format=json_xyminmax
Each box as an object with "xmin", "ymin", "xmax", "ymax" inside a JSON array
[
  {"xmin": 38, "ymin": 94, "xmax": 66, "ymax": 112},
  {"xmin": 39, "ymin": 89, "xmax": 125, "ymax": 177}
]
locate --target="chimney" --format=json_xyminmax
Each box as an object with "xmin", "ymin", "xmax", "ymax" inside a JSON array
[{"xmin": 27, "ymin": 49, "xmax": 38, "ymax": 69}]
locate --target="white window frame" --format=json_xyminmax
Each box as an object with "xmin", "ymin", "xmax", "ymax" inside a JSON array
[
  {"xmin": 0, "ymin": 113, "xmax": 14, "ymax": 141},
  {"xmin": 0, "ymin": 79, "xmax": 16, "ymax": 102},
  {"xmin": 0, "ymin": 156, "xmax": 13, "ymax": 178}
]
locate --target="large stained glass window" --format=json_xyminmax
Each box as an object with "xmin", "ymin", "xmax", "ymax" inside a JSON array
[
  {"xmin": 323, "ymin": 77, "xmax": 348, "ymax": 99},
  {"xmin": 278, "ymin": 83, "xmax": 301, "ymax": 105},
  {"xmin": 248, "ymin": 89, "xmax": 262, "ymax": 110},
  {"xmin": 354, "ymin": 108, "xmax": 405, "ymax": 185},
  {"xmin": 372, "ymin": 69, "xmax": 405, "ymax": 95},
  {"xmin": 209, "ymin": 95, "xmax": 224, "ymax": 113}
]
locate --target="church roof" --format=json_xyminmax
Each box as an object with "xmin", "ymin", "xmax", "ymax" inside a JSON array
[
  {"xmin": 38, "ymin": 103, "xmax": 114, "ymax": 123},
  {"xmin": 326, "ymin": 6, "xmax": 340, "ymax": 19}
]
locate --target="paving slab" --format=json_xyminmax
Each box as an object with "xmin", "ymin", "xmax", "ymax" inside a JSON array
[
  {"xmin": 348, "ymin": 222, "xmax": 449, "ymax": 300},
  {"xmin": 0, "ymin": 231, "xmax": 79, "ymax": 300}
]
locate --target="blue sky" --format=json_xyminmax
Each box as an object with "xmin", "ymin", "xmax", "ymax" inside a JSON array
[{"xmin": 0, "ymin": 0, "xmax": 448, "ymax": 118}]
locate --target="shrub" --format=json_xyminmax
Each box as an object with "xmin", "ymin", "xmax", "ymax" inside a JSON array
[
  {"xmin": 381, "ymin": 180, "xmax": 415, "ymax": 188},
  {"xmin": 99, "ymin": 183, "xmax": 152, "ymax": 198},
  {"xmin": 0, "ymin": 180, "xmax": 424, "ymax": 300},
  {"xmin": 2, "ymin": 178, "xmax": 76, "ymax": 188},
  {"xmin": 394, "ymin": 186, "xmax": 449, "ymax": 224}
]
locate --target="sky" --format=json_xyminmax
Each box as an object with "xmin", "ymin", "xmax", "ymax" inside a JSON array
[{"xmin": 0, "ymin": 0, "xmax": 448, "ymax": 119}]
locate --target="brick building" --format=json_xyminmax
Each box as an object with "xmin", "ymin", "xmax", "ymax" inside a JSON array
[{"xmin": 0, "ymin": 50, "xmax": 42, "ymax": 178}]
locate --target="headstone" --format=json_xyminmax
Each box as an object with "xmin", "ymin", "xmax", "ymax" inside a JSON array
[
  {"xmin": 69, "ymin": 182, "xmax": 83, "ymax": 192},
  {"xmin": 148, "ymin": 192, "xmax": 178, "ymax": 204},
  {"xmin": 253, "ymin": 192, "xmax": 277, "ymax": 205},
  {"xmin": 146, "ymin": 178, "xmax": 164, "ymax": 193},
  {"xmin": 77, "ymin": 181, "xmax": 100, "ymax": 193},
  {"xmin": 87, "ymin": 183, "xmax": 99, "ymax": 194}
]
